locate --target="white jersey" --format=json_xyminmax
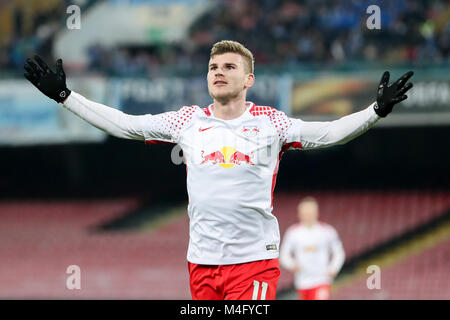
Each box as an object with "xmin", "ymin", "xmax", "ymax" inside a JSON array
[
  {"xmin": 62, "ymin": 91, "xmax": 378, "ymax": 265},
  {"xmin": 280, "ymin": 222, "xmax": 345, "ymax": 290}
]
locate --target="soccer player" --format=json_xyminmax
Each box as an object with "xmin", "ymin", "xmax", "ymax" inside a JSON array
[
  {"xmin": 280, "ymin": 197, "xmax": 345, "ymax": 300},
  {"xmin": 23, "ymin": 40, "xmax": 413, "ymax": 300}
]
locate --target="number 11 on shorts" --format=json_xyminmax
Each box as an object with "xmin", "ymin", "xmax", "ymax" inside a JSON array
[{"xmin": 252, "ymin": 280, "xmax": 268, "ymax": 300}]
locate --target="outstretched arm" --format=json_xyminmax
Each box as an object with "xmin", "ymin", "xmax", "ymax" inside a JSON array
[
  {"xmin": 61, "ymin": 92, "xmax": 149, "ymax": 140},
  {"xmin": 285, "ymin": 71, "xmax": 414, "ymax": 150},
  {"xmin": 292, "ymin": 104, "xmax": 380, "ymax": 149},
  {"xmin": 24, "ymin": 55, "xmax": 190, "ymax": 143},
  {"xmin": 24, "ymin": 55, "xmax": 147, "ymax": 140}
]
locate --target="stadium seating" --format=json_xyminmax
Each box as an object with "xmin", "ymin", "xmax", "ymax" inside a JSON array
[
  {"xmin": 331, "ymin": 238, "xmax": 450, "ymax": 299},
  {"xmin": 274, "ymin": 190, "xmax": 450, "ymax": 291},
  {"xmin": 0, "ymin": 198, "xmax": 190, "ymax": 299},
  {"xmin": 1, "ymin": 0, "xmax": 448, "ymax": 303},
  {"xmin": 2, "ymin": 0, "xmax": 449, "ymax": 74},
  {"xmin": 1, "ymin": 190, "xmax": 448, "ymax": 298}
]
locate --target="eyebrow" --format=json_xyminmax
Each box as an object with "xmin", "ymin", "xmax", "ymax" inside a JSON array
[{"xmin": 209, "ymin": 63, "xmax": 238, "ymax": 68}]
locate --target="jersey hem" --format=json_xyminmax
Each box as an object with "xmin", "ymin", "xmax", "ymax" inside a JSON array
[{"xmin": 187, "ymin": 252, "xmax": 279, "ymax": 266}]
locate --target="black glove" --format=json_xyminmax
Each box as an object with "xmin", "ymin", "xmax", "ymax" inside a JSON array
[
  {"xmin": 24, "ymin": 55, "xmax": 71, "ymax": 103},
  {"xmin": 374, "ymin": 71, "xmax": 414, "ymax": 117}
]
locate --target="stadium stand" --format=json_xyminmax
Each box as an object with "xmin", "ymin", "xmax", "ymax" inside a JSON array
[
  {"xmin": 185, "ymin": 0, "xmax": 450, "ymax": 65},
  {"xmin": 276, "ymin": 190, "xmax": 450, "ymax": 257},
  {"xmin": 0, "ymin": 198, "xmax": 190, "ymax": 299},
  {"xmin": 83, "ymin": 0, "xmax": 450, "ymax": 74},
  {"xmin": 0, "ymin": 0, "xmax": 96, "ymax": 72},
  {"xmin": 0, "ymin": 0, "xmax": 448, "ymax": 301},
  {"xmin": 1, "ymin": 190, "xmax": 448, "ymax": 298},
  {"xmin": 1, "ymin": 0, "xmax": 448, "ymax": 75},
  {"xmin": 274, "ymin": 190, "xmax": 450, "ymax": 291},
  {"xmin": 332, "ymin": 237, "xmax": 450, "ymax": 299}
]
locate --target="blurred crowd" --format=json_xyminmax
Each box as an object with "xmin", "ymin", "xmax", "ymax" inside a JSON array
[
  {"xmin": 0, "ymin": 0, "xmax": 88, "ymax": 73},
  {"xmin": 1, "ymin": 0, "xmax": 449, "ymax": 75},
  {"xmin": 187, "ymin": 0, "xmax": 450, "ymax": 65}
]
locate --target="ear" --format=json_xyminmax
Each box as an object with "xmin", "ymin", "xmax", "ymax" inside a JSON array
[{"xmin": 244, "ymin": 73, "xmax": 255, "ymax": 89}]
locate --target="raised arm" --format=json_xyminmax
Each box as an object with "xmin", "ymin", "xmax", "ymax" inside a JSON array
[
  {"xmin": 284, "ymin": 71, "xmax": 414, "ymax": 150},
  {"xmin": 62, "ymin": 91, "xmax": 148, "ymax": 140},
  {"xmin": 62, "ymin": 92, "xmax": 196, "ymax": 144},
  {"xmin": 24, "ymin": 55, "xmax": 196, "ymax": 143},
  {"xmin": 24, "ymin": 55, "xmax": 148, "ymax": 140},
  {"xmin": 291, "ymin": 104, "xmax": 380, "ymax": 149}
]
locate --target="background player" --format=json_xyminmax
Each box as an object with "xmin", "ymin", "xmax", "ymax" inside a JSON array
[
  {"xmin": 23, "ymin": 40, "xmax": 413, "ymax": 300},
  {"xmin": 280, "ymin": 197, "xmax": 345, "ymax": 300}
]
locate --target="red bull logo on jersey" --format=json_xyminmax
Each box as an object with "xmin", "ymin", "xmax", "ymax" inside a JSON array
[
  {"xmin": 241, "ymin": 126, "xmax": 260, "ymax": 137},
  {"xmin": 304, "ymin": 245, "xmax": 317, "ymax": 252},
  {"xmin": 200, "ymin": 146, "xmax": 254, "ymax": 168}
]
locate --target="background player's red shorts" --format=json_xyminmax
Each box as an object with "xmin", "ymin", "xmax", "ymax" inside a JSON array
[
  {"xmin": 188, "ymin": 258, "xmax": 280, "ymax": 300},
  {"xmin": 297, "ymin": 284, "xmax": 331, "ymax": 300}
]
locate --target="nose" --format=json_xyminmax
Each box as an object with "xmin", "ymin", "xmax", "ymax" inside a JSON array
[
  {"xmin": 212, "ymin": 72, "xmax": 225, "ymax": 83},
  {"xmin": 214, "ymin": 69, "xmax": 225, "ymax": 77}
]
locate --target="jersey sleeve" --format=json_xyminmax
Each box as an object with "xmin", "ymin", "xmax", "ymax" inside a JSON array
[
  {"xmin": 63, "ymin": 91, "xmax": 197, "ymax": 143},
  {"xmin": 283, "ymin": 102, "xmax": 380, "ymax": 150},
  {"xmin": 139, "ymin": 106, "xmax": 198, "ymax": 144},
  {"xmin": 253, "ymin": 107, "xmax": 303, "ymax": 151},
  {"xmin": 63, "ymin": 91, "xmax": 148, "ymax": 140}
]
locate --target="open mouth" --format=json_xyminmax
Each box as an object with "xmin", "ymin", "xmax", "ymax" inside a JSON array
[{"xmin": 214, "ymin": 80, "xmax": 227, "ymax": 86}]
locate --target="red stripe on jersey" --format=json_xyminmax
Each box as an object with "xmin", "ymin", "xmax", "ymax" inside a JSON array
[
  {"xmin": 281, "ymin": 141, "xmax": 303, "ymax": 152},
  {"xmin": 145, "ymin": 140, "xmax": 175, "ymax": 145},
  {"xmin": 271, "ymin": 170, "xmax": 278, "ymax": 208},
  {"xmin": 202, "ymin": 107, "xmax": 212, "ymax": 116},
  {"xmin": 271, "ymin": 150, "xmax": 284, "ymax": 208},
  {"xmin": 185, "ymin": 154, "xmax": 190, "ymax": 205},
  {"xmin": 271, "ymin": 142, "xmax": 303, "ymax": 206}
]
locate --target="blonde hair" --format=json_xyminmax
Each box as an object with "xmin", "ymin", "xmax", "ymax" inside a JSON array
[{"xmin": 210, "ymin": 40, "xmax": 254, "ymax": 74}]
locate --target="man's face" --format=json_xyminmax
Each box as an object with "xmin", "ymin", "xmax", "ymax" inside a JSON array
[
  {"xmin": 298, "ymin": 201, "xmax": 319, "ymax": 225},
  {"xmin": 207, "ymin": 52, "xmax": 254, "ymax": 103}
]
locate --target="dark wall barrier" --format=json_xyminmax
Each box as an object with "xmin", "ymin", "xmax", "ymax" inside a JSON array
[{"xmin": 0, "ymin": 125, "xmax": 448, "ymax": 199}]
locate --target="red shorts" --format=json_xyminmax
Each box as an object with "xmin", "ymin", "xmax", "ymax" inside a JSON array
[
  {"xmin": 297, "ymin": 284, "xmax": 331, "ymax": 300},
  {"xmin": 188, "ymin": 258, "xmax": 280, "ymax": 300}
]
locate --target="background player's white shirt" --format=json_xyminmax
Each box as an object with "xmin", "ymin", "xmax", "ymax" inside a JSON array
[
  {"xmin": 280, "ymin": 222, "xmax": 345, "ymax": 290},
  {"xmin": 62, "ymin": 91, "xmax": 378, "ymax": 265}
]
